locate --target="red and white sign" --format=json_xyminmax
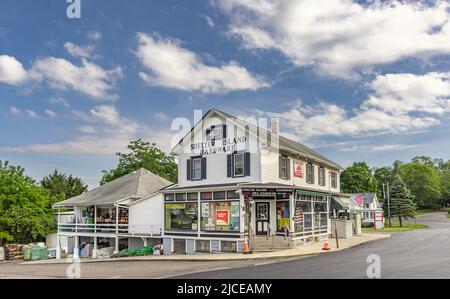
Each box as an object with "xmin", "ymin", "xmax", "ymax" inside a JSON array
[
  {"xmin": 374, "ymin": 211, "xmax": 385, "ymax": 230},
  {"xmin": 294, "ymin": 161, "xmax": 304, "ymax": 178},
  {"xmin": 216, "ymin": 210, "xmax": 229, "ymax": 226}
]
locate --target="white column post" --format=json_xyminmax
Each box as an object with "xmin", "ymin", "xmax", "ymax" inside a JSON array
[
  {"xmin": 56, "ymin": 233, "xmax": 61, "ymax": 260},
  {"xmin": 94, "ymin": 205, "xmax": 97, "ymax": 234},
  {"xmin": 74, "ymin": 206, "xmax": 78, "ymax": 233},
  {"xmin": 115, "ymin": 206, "xmax": 119, "ymax": 234},
  {"xmin": 114, "ymin": 236, "xmax": 119, "ymax": 254},
  {"xmin": 73, "ymin": 235, "xmax": 79, "ymax": 259},
  {"xmin": 92, "ymin": 236, "xmax": 97, "ymax": 258}
]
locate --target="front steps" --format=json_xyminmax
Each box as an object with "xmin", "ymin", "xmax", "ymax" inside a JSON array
[{"xmin": 253, "ymin": 235, "xmax": 293, "ymax": 252}]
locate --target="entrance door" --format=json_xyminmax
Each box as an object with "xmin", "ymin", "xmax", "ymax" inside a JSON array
[{"xmin": 255, "ymin": 202, "xmax": 270, "ymax": 235}]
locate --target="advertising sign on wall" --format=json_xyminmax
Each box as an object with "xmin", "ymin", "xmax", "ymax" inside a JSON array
[
  {"xmin": 216, "ymin": 210, "xmax": 230, "ymax": 225},
  {"xmin": 294, "ymin": 161, "xmax": 304, "ymax": 178}
]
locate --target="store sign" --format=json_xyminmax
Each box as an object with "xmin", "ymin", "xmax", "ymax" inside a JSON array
[
  {"xmin": 166, "ymin": 204, "xmax": 186, "ymax": 209},
  {"xmin": 216, "ymin": 210, "xmax": 230, "ymax": 225},
  {"xmin": 294, "ymin": 161, "xmax": 304, "ymax": 178},
  {"xmin": 374, "ymin": 211, "xmax": 384, "ymax": 230},
  {"xmin": 242, "ymin": 188, "xmax": 293, "ymax": 199},
  {"xmin": 191, "ymin": 136, "xmax": 247, "ymax": 155}
]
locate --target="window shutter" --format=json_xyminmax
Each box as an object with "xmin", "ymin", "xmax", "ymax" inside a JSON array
[
  {"xmin": 279, "ymin": 155, "xmax": 283, "ymax": 179},
  {"xmin": 186, "ymin": 159, "xmax": 192, "ymax": 181},
  {"xmin": 312, "ymin": 165, "xmax": 315, "ymax": 184},
  {"xmin": 201, "ymin": 157, "xmax": 207, "ymax": 180},
  {"xmin": 227, "ymin": 154, "xmax": 232, "ymax": 177},
  {"xmin": 286, "ymin": 158, "xmax": 291, "ymax": 180},
  {"xmin": 222, "ymin": 124, "xmax": 227, "ymax": 139},
  {"xmin": 244, "ymin": 152, "xmax": 251, "ymax": 177}
]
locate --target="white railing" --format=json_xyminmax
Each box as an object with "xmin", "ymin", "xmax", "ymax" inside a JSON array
[{"xmin": 58, "ymin": 223, "xmax": 162, "ymax": 236}]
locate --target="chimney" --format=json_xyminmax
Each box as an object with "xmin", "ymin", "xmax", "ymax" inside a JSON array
[{"xmin": 271, "ymin": 118, "xmax": 280, "ymax": 135}]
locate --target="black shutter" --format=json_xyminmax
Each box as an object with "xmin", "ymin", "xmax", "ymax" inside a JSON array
[
  {"xmin": 244, "ymin": 152, "xmax": 251, "ymax": 177},
  {"xmin": 186, "ymin": 159, "xmax": 191, "ymax": 181},
  {"xmin": 279, "ymin": 155, "xmax": 283, "ymax": 179},
  {"xmin": 312, "ymin": 165, "xmax": 315, "ymax": 184},
  {"xmin": 286, "ymin": 157, "xmax": 291, "ymax": 180},
  {"xmin": 201, "ymin": 157, "xmax": 207, "ymax": 180},
  {"xmin": 222, "ymin": 124, "xmax": 227, "ymax": 139},
  {"xmin": 227, "ymin": 154, "xmax": 233, "ymax": 178}
]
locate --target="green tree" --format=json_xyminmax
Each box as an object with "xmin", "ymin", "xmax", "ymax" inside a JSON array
[
  {"xmin": 41, "ymin": 170, "xmax": 87, "ymax": 202},
  {"xmin": 437, "ymin": 159, "xmax": 450, "ymax": 208},
  {"xmin": 0, "ymin": 161, "xmax": 56, "ymax": 243},
  {"xmin": 101, "ymin": 139, "xmax": 177, "ymax": 185},
  {"xmin": 399, "ymin": 157, "xmax": 442, "ymax": 209},
  {"xmin": 389, "ymin": 175, "xmax": 417, "ymax": 227},
  {"xmin": 373, "ymin": 166, "xmax": 395, "ymax": 199},
  {"xmin": 341, "ymin": 162, "xmax": 378, "ymax": 194}
]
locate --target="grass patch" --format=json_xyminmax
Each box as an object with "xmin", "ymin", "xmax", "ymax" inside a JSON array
[
  {"xmin": 363, "ymin": 221, "xmax": 428, "ymax": 233},
  {"xmin": 416, "ymin": 209, "xmax": 442, "ymax": 215}
]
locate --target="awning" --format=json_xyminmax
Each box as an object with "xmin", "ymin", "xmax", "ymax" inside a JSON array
[
  {"xmin": 295, "ymin": 190, "xmax": 331, "ymax": 197},
  {"xmin": 331, "ymin": 196, "xmax": 349, "ymax": 210}
]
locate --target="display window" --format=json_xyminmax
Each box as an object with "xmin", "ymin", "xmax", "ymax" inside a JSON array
[
  {"xmin": 201, "ymin": 201, "xmax": 240, "ymax": 232},
  {"xmin": 201, "ymin": 192, "xmax": 213, "ymax": 200},
  {"xmin": 165, "ymin": 203, "xmax": 198, "ymax": 231},
  {"xmin": 227, "ymin": 190, "xmax": 240, "ymax": 199},
  {"xmin": 276, "ymin": 201, "xmax": 290, "ymax": 232}
]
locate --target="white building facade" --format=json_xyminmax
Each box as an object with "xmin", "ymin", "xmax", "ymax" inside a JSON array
[{"xmin": 162, "ymin": 109, "xmax": 345, "ymax": 254}]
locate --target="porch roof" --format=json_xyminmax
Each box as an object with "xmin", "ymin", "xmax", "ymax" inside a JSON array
[{"xmin": 53, "ymin": 168, "xmax": 173, "ymax": 207}]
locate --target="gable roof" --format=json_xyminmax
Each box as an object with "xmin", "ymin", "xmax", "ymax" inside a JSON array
[
  {"xmin": 53, "ymin": 168, "xmax": 173, "ymax": 207},
  {"xmin": 349, "ymin": 193, "xmax": 379, "ymax": 207},
  {"xmin": 172, "ymin": 108, "xmax": 343, "ymax": 170}
]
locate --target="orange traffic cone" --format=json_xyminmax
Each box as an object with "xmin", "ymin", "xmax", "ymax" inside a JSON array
[
  {"xmin": 322, "ymin": 239, "xmax": 331, "ymax": 251},
  {"xmin": 243, "ymin": 241, "xmax": 250, "ymax": 254}
]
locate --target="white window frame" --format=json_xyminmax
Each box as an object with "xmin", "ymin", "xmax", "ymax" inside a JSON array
[
  {"xmin": 280, "ymin": 156, "xmax": 288, "ymax": 180},
  {"xmin": 319, "ymin": 167, "xmax": 325, "ymax": 186},
  {"xmin": 233, "ymin": 153, "xmax": 245, "ymax": 177},
  {"xmin": 331, "ymin": 171, "xmax": 337, "ymax": 189},
  {"xmin": 192, "ymin": 158, "xmax": 202, "ymax": 181}
]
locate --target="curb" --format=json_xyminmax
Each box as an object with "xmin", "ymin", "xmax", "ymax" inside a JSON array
[{"xmin": 18, "ymin": 234, "xmax": 391, "ymax": 266}]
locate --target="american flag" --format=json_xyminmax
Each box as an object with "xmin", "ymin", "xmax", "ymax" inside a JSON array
[{"xmin": 356, "ymin": 194, "xmax": 364, "ymax": 207}]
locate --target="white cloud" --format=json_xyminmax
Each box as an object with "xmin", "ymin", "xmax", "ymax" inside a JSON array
[
  {"xmin": 30, "ymin": 57, "xmax": 123, "ymax": 100},
  {"xmin": 136, "ymin": 32, "xmax": 269, "ymax": 94},
  {"xmin": 26, "ymin": 109, "xmax": 38, "ymax": 119},
  {"xmin": 64, "ymin": 42, "xmax": 94, "ymax": 59},
  {"xmin": 154, "ymin": 112, "xmax": 169, "ymax": 121},
  {"xmin": 50, "ymin": 97, "xmax": 70, "ymax": 108},
  {"xmin": 215, "ymin": 0, "xmax": 450, "ymax": 78},
  {"xmin": 340, "ymin": 143, "xmax": 420, "ymax": 152},
  {"xmin": 45, "ymin": 109, "xmax": 56, "ymax": 118},
  {"xmin": 87, "ymin": 31, "xmax": 102, "ymax": 41},
  {"xmin": 0, "ymin": 105, "xmax": 174, "ymax": 155},
  {"xmin": 260, "ymin": 72, "xmax": 450, "ymax": 140},
  {"xmin": 10, "ymin": 106, "xmax": 21, "ymax": 115},
  {"xmin": 0, "ymin": 55, "xmax": 27, "ymax": 85}
]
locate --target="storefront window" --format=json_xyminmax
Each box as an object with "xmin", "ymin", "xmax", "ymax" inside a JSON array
[
  {"xmin": 187, "ymin": 193, "xmax": 198, "ymax": 201},
  {"xmin": 213, "ymin": 191, "xmax": 226, "ymax": 200},
  {"xmin": 276, "ymin": 201, "xmax": 290, "ymax": 232},
  {"xmin": 164, "ymin": 194, "xmax": 175, "ymax": 201},
  {"xmin": 227, "ymin": 190, "xmax": 240, "ymax": 199},
  {"xmin": 201, "ymin": 201, "xmax": 240, "ymax": 232},
  {"xmin": 176, "ymin": 193, "xmax": 187, "ymax": 201},
  {"xmin": 165, "ymin": 203, "xmax": 198, "ymax": 231},
  {"xmin": 201, "ymin": 192, "xmax": 212, "ymax": 201}
]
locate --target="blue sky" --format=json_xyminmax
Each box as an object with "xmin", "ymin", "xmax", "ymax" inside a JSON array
[{"xmin": 1, "ymin": 0, "xmax": 450, "ymax": 187}]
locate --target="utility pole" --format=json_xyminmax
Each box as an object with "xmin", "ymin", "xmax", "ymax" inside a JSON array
[{"xmin": 387, "ymin": 182, "xmax": 392, "ymax": 227}]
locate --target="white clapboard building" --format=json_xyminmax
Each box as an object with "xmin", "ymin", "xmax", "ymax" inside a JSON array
[{"xmin": 162, "ymin": 109, "xmax": 346, "ymax": 254}]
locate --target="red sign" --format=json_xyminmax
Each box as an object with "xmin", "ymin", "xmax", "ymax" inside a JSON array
[
  {"xmin": 294, "ymin": 161, "xmax": 304, "ymax": 178},
  {"xmin": 216, "ymin": 210, "xmax": 229, "ymax": 225}
]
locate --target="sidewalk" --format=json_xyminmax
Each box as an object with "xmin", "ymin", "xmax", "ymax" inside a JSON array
[{"xmin": 20, "ymin": 233, "xmax": 390, "ymax": 265}]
